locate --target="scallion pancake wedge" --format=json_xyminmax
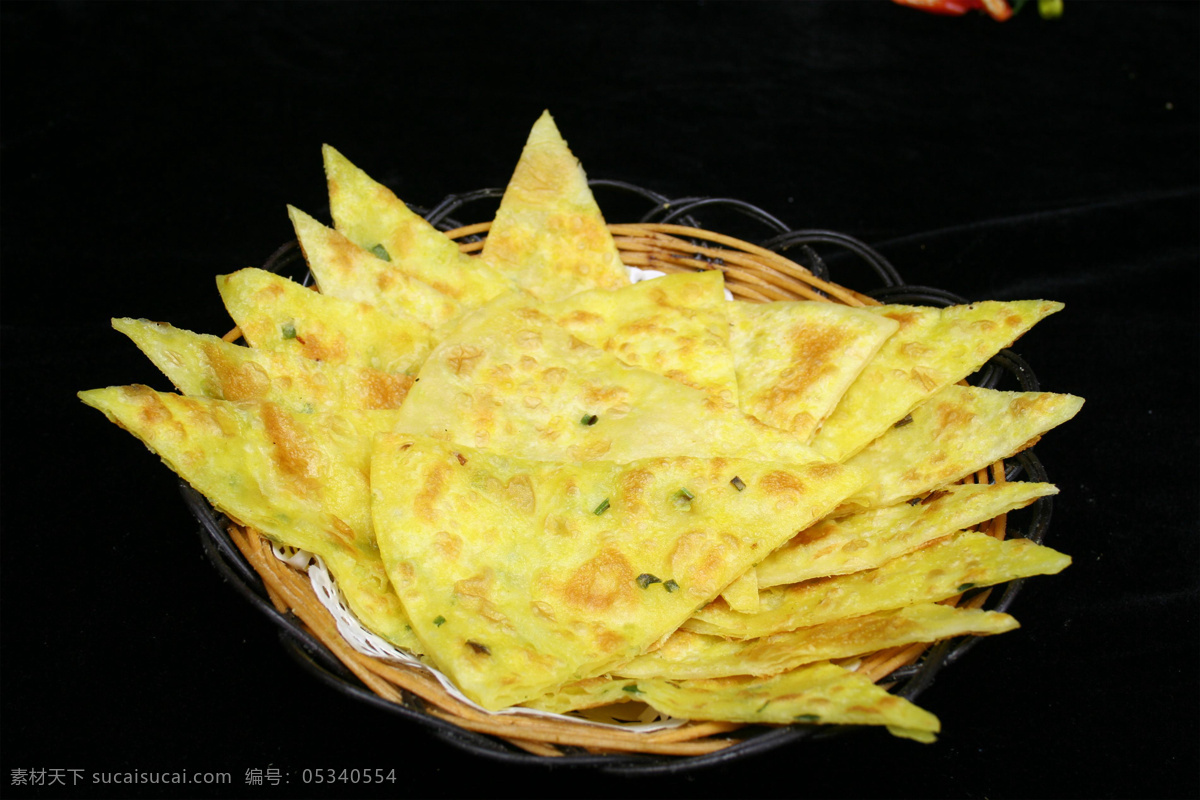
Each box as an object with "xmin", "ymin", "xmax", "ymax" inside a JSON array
[
  {"xmin": 840, "ymin": 385, "xmax": 1084, "ymax": 510},
  {"xmin": 727, "ymin": 300, "xmax": 899, "ymax": 440},
  {"xmin": 683, "ymin": 530, "xmax": 1070, "ymax": 639},
  {"xmin": 530, "ymin": 663, "xmax": 941, "ymax": 742},
  {"xmin": 542, "ymin": 270, "xmax": 739, "ymax": 404},
  {"xmin": 217, "ymin": 268, "xmax": 433, "ymax": 376},
  {"xmin": 719, "ymin": 568, "xmax": 761, "ymax": 614},
  {"xmin": 112, "ymin": 318, "xmax": 412, "ymax": 413},
  {"xmin": 322, "ymin": 145, "xmax": 517, "ymax": 307},
  {"xmin": 811, "ymin": 300, "xmax": 1063, "ymax": 461},
  {"xmin": 757, "ymin": 480, "xmax": 1058, "ymax": 588},
  {"xmin": 635, "ymin": 665, "xmax": 941, "ymax": 742},
  {"xmin": 614, "ymin": 603, "xmax": 1017, "ymax": 680},
  {"xmin": 370, "ymin": 434, "xmax": 864, "ymax": 711},
  {"xmin": 395, "ymin": 292, "xmax": 830, "ymax": 465},
  {"xmin": 479, "ymin": 110, "xmax": 630, "ymax": 300},
  {"xmin": 289, "ymin": 206, "xmax": 464, "ymax": 330},
  {"xmin": 77, "ymin": 386, "xmax": 422, "ymax": 654}
]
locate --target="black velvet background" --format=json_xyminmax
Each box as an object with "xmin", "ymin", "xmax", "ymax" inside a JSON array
[{"xmin": 2, "ymin": 2, "xmax": 1197, "ymax": 798}]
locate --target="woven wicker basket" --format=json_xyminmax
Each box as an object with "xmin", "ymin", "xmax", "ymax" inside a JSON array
[{"xmin": 191, "ymin": 186, "xmax": 1052, "ymax": 772}]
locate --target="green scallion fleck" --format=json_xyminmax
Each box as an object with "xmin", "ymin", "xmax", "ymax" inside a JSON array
[
  {"xmin": 676, "ymin": 487, "xmax": 695, "ymax": 501},
  {"xmin": 433, "ymin": 615, "xmax": 446, "ymax": 627},
  {"xmin": 957, "ymin": 582, "xmax": 977, "ymax": 592},
  {"xmin": 368, "ymin": 243, "xmax": 391, "ymax": 262},
  {"xmin": 581, "ymin": 413, "xmax": 598, "ymax": 426},
  {"xmin": 281, "ymin": 322, "xmax": 297, "ymax": 340},
  {"xmin": 593, "ymin": 498, "xmax": 610, "ymax": 515},
  {"xmin": 730, "ymin": 476, "xmax": 746, "ymax": 492},
  {"xmin": 621, "ymin": 684, "xmax": 643, "ymax": 694},
  {"xmin": 794, "ymin": 713, "xmax": 820, "ymax": 723},
  {"xmin": 636, "ymin": 573, "xmax": 661, "ymax": 589},
  {"xmin": 663, "ymin": 579, "xmax": 680, "ymax": 593}
]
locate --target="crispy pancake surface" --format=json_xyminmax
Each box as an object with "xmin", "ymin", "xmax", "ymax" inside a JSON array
[
  {"xmin": 370, "ymin": 434, "xmax": 863, "ymax": 710},
  {"xmin": 728, "ymin": 300, "xmax": 899, "ymax": 439},
  {"xmin": 685, "ymin": 530, "xmax": 1071, "ymax": 639},
  {"xmin": 395, "ymin": 292, "xmax": 831, "ymax": 465},
  {"xmin": 217, "ymin": 268, "xmax": 433, "ymax": 375},
  {"xmin": 480, "ymin": 111, "xmax": 630, "ymax": 300},
  {"xmin": 323, "ymin": 145, "xmax": 517, "ymax": 307},
  {"xmin": 811, "ymin": 300, "xmax": 1063, "ymax": 461},
  {"xmin": 543, "ymin": 270, "xmax": 739, "ymax": 404},
  {"xmin": 113, "ymin": 317, "xmax": 413, "ymax": 413},
  {"xmin": 79, "ymin": 386, "xmax": 421, "ymax": 653}
]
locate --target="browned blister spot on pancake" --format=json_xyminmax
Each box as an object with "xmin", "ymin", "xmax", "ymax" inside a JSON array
[
  {"xmin": 765, "ymin": 324, "xmax": 850, "ymax": 411},
  {"xmin": 361, "ymin": 371, "xmax": 413, "ymax": 410},
  {"xmin": 296, "ymin": 330, "xmax": 348, "ymax": 364},
  {"xmin": 503, "ymin": 473, "xmax": 537, "ymax": 515},
  {"xmin": 414, "ymin": 460, "xmax": 451, "ymax": 523},
  {"xmin": 563, "ymin": 548, "xmax": 636, "ymax": 612},
  {"xmin": 761, "ymin": 470, "xmax": 809, "ymax": 509},
  {"xmin": 434, "ymin": 530, "xmax": 462, "ymax": 561},
  {"xmin": 883, "ymin": 309, "xmax": 922, "ymax": 328},
  {"xmin": 933, "ymin": 401, "xmax": 977, "ymax": 437},
  {"xmin": 329, "ymin": 516, "xmax": 357, "ymax": 548},
  {"xmin": 204, "ymin": 342, "xmax": 271, "ymax": 401},
  {"xmin": 445, "ymin": 344, "xmax": 484, "ymax": 376},
  {"xmin": 261, "ymin": 402, "xmax": 319, "ymax": 494}
]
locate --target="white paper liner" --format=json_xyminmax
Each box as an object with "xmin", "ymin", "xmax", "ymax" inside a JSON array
[
  {"xmin": 269, "ymin": 543, "xmax": 687, "ymax": 734},
  {"xmin": 628, "ymin": 266, "xmax": 736, "ymax": 301}
]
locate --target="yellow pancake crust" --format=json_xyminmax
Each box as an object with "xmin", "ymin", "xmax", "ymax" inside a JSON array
[
  {"xmin": 395, "ymin": 292, "xmax": 833, "ymax": 465},
  {"xmin": 216, "ymin": 268, "xmax": 434, "ymax": 375},
  {"xmin": 290, "ymin": 205, "xmax": 464, "ymax": 330},
  {"xmin": 543, "ymin": 270, "xmax": 739, "ymax": 404},
  {"xmin": 322, "ymin": 145, "xmax": 517, "ymax": 307},
  {"xmin": 614, "ymin": 603, "xmax": 1018, "ymax": 680},
  {"xmin": 370, "ymin": 434, "xmax": 863, "ymax": 710},
  {"xmin": 757, "ymin": 480, "xmax": 1058, "ymax": 588},
  {"xmin": 684, "ymin": 530, "xmax": 1071, "ymax": 639},
  {"xmin": 811, "ymin": 300, "xmax": 1063, "ymax": 461},
  {"xmin": 112, "ymin": 318, "xmax": 413, "ymax": 413},
  {"xmin": 727, "ymin": 300, "xmax": 899, "ymax": 440},
  {"xmin": 540, "ymin": 663, "xmax": 941, "ymax": 741},
  {"xmin": 480, "ymin": 111, "xmax": 630, "ymax": 300},
  {"xmin": 840, "ymin": 385, "xmax": 1083, "ymax": 510},
  {"xmin": 78, "ymin": 385, "xmax": 422, "ymax": 653}
]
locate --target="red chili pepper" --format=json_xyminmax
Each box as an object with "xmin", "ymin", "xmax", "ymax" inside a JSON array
[{"xmin": 892, "ymin": 0, "xmax": 1014, "ymax": 21}]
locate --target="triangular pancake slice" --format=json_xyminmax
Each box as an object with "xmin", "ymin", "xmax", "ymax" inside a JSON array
[
  {"xmin": 480, "ymin": 111, "xmax": 630, "ymax": 300},
  {"xmin": 526, "ymin": 662, "xmax": 941, "ymax": 743},
  {"xmin": 394, "ymin": 292, "xmax": 832, "ymax": 465},
  {"xmin": 542, "ymin": 270, "xmax": 739, "ymax": 404},
  {"xmin": 840, "ymin": 385, "xmax": 1083, "ymax": 510},
  {"xmin": 112, "ymin": 318, "xmax": 412, "ymax": 413},
  {"xmin": 78, "ymin": 386, "xmax": 422, "ymax": 654},
  {"xmin": 727, "ymin": 300, "xmax": 899, "ymax": 440},
  {"xmin": 370, "ymin": 434, "xmax": 864, "ymax": 710},
  {"xmin": 322, "ymin": 145, "xmax": 517, "ymax": 308},
  {"xmin": 614, "ymin": 603, "xmax": 1018, "ymax": 680},
  {"xmin": 811, "ymin": 300, "xmax": 1063, "ymax": 461},
  {"xmin": 757, "ymin": 480, "xmax": 1058, "ymax": 588},
  {"xmin": 684, "ymin": 530, "xmax": 1071, "ymax": 639},
  {"xmin": 289, "ymin": 205, "xmax": 464, "ymax": 330},
  {"xmin": 217, "ymin": 268, "xmax": 434, "ymax": 376}
]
